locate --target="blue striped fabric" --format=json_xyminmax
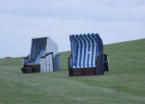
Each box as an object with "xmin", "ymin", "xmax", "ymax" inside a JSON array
[{"xmin": 70, "ymin": 33, "xmax": 104, "ymax": 74}]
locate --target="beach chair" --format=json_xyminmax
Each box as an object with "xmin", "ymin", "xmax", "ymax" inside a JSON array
[
  {"xmin": 21, "ymin": 37, "xmax": 58, "ymax": 73},
  {"xmin": 68, "ymin": 33, "xmax": 108, "ymax": 76}
]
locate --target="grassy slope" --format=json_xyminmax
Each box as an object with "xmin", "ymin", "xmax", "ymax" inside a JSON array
[{"xmin": 0, "ymin": 39, "xmax": 145, "ymax": 104}]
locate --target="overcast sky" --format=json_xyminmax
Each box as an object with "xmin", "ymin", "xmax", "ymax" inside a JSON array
[{"xmin": 0, "ymin": 0, "xmax": 145, "ymax": 57}]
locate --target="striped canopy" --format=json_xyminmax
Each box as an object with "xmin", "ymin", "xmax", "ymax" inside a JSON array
[
  {"xmin": 70, "ymin": 33, "xmax": 104, "ymax": 75},
  {"xmin": 28, "ymin": 37, "xmax": 58, "ymax": 65}
]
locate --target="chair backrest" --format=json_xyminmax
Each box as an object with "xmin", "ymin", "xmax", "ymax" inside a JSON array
[
  {"xmin": 29, "ymin": 37, "xmax": 47, "ymax": 64},
  {"xmin": 70, "ymin": 33, "xmax": 104, "ymax": 70},
  {"xmin": 29, "ymin": 37, "xmax": 58, "ymax": 64}
]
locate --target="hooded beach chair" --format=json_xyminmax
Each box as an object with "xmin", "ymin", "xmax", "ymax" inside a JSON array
[
  {"xmin": 68, "ymin": 33, "xmax": 109, "ymax": 76},
  {"xmin": 21, "ymin": 37, "xmax": 59, "ymax": 73}
]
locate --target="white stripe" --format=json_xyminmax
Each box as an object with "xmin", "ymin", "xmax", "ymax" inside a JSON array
[
  {"xmin": 86, "ymin": 36, "xmax": 92, "ymax": 67},
  {"xmin": 78, "ymin": 36, "xmax": 85, "ymax": 67},
  {"xmin": 90, "ymin": 35, "xmax": 97, "ymax": 66},
  {"xmin": 84, "ymin": 36, "xmax": 89, "ymax": 67}
]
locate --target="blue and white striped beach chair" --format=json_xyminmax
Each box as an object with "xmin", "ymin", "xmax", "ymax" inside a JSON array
[
  {"xmin": 68, "ymin": 33, "xmax": 108, "ymax": 76},
  {"xmin": 21, "ymin": 37, "xmax": 59, "ymax": 73}
]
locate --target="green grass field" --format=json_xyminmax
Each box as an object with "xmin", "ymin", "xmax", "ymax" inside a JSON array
[{"xmin": 0, "ymin": 39, "xmax": 145, "ymax": 104}]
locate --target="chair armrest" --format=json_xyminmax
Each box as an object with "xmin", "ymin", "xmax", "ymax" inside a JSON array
[
  {"xmin": 68, "ymin": 55, "xmax": 72, "ymax": 60},
  {"xmin": 68, "ymin": 54, "xmax": 73, "ymax": 76},
  {"xmin": 22, "ymin": 55, "xmax": 29, "ymax": 65},
  {"xmin": 41, "ymin": 52, "xmax": 53, "ymax": 59},
  {"xmin": 95, "ymin": 55, "xmax": 99, "ymax": 74},
  {"xmin": 96, "ymin": 53, "xmax": 105, "ymax": 75},
  {"xmin": 23, "ymin": 55, "xmax": 29, "ymax": 59},
  {"xmin": 95, "ymin": 55, "xmax": 99, "ymax": 65},
  {"xmin": 68, "ymin": 55, "xmax": 73, "ymax": 68}
]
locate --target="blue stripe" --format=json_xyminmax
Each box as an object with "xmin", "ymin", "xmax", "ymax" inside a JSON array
[
  {"xmin": 75, "ymin": 36, "xmax": 79, "ymax": 68},
  {"xmin": 80, "ymin": 35, "xmax": 86, "ymax": 67},
  {"xmin": 76, "ymin": 35, "xmax": 82, "ymax": 68},
  {"xmin": 88, "ymin": 35, "xmax": 94, "ymax": 67},
  {"xmin": 85, "ymin": 34, "xmax": 90, "ymax": 51},
  {"xmin": 95, "ymin": 34, "xmax": 103, "ymax": 50},
  {"xmin": 72, "ymin": 35, "xmax": 79, "ymax": 68},
  {"xmin": 87, "ymin": 54, "xmax": 90, "ymax": 67},
  {"xmin": 92, "ymin": 34, "xmax": 99, "ymax": 69},
  {"xmin": 69, "ymin": 36, "xmax": 73, "ymax": 68},
  {"xmin": 92, "ymin": 34, "xmax": 98, "ymax": 56}
]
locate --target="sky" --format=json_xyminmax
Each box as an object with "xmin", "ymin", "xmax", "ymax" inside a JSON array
[{"xmin": 0, "ymin": 0, "xmax": 145, "ymax": 57}]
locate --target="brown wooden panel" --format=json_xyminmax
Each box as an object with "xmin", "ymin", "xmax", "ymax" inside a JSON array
[
  {"xmin": 21, "ymin": 64, "xmax": 40, "ymax": 73},
  {"xmin": 68, "ymin": 55, "xmax": 100, "ymax": 76},
  {"xmin": 69, "ymin": 68, "xmax": 98, "ymax": 76}
]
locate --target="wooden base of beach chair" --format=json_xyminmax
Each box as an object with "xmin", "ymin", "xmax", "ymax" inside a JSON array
[
  {"xmin": 69, "ymin": 68, "xmax": 98, "ymax": 76},
  {"xmin": 68, "ymin": 55, "xmax": 100, "ymax": 76},
  {"xmin": 21, "ymin": 64, "xmax": 40, "ymax": 73}
]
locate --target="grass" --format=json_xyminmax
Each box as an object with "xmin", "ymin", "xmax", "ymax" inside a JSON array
[{"xmin": 0, "ymin": 39, "xmax": 145, "ymax": 104}]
